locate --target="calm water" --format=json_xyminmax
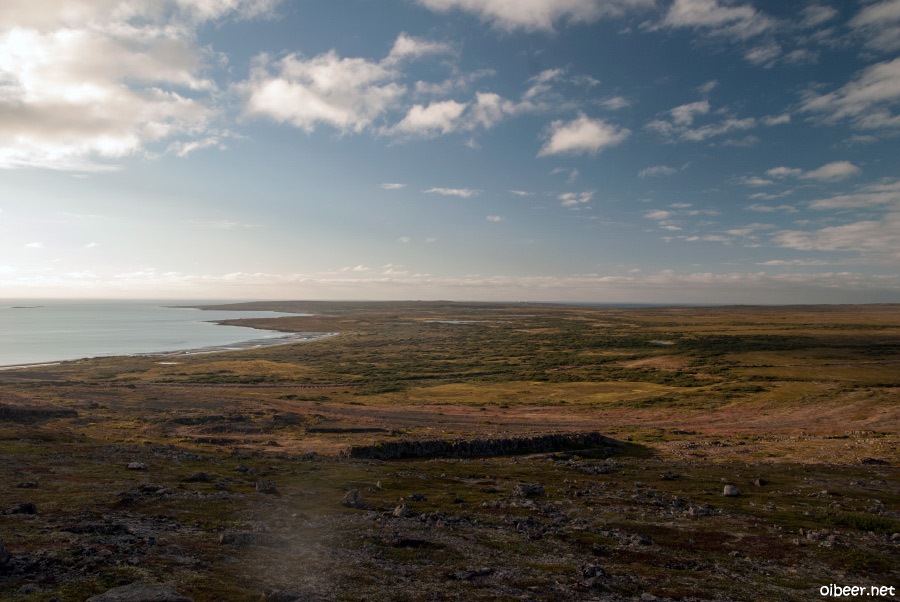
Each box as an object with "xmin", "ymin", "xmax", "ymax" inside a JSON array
[{"xmin": 0, "ymin": 300, "xmax": 301, "ymax": 366}]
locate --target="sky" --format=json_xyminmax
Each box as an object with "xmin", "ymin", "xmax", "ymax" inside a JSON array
[{"xmin": 1, "ymin": 0, "xmax": 899, "ymax": 303}]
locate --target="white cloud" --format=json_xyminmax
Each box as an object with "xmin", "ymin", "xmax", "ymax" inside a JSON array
[
  {"xmin": 761, "ymin": 161, "xmax": 861, "ymax": 183},
  {"xmin": 415, "ymin": 0, "xmax": 655, "ymax": 32},
  {"xmin": 850, "ymin": 0, "xmax": 900, "ymax": 53},
  {"xmin": 758, "ymin": 259, "xmax": 833, "ymax": 266},
  {"xmin": 807, "ymin": 179, "xmax": 900, "ymax": 210},
  {"xmin": 766, "ymin": 166, "xmax": 803, "ymax": 179},
  {"xmin": 510, "ymin": 189, "xmax": 533, "ymax": 197},
  {"xmin": 670, "ymin": 100, "xmax": 710, "ymax": 125},
  {"xmin": 392, "ymin": 100, "xmax": 468, "ymax": 135},
  {"xmin": 241, "ymin": 49, "xmax": 403, "ymax": 133},
  {"xmin": 646, "ymin": 100, "xmax": 759, "ymax": 143},
  {"xmin": 424, "ymin": 187, "xmax": 479, "ymax": 198},
  {"xmin": 800, "ymin": 5, "xmax": 838, "ymax": 29},
  {"xmin": 801, "ymin": 161, "xmax": 861, "ymax": 181},
  {"xmin": 386, "ymin": 32, "xmax": 453, "ymax": 63},
  {"xmin": 741, "ymin": 176, "xmax": 774, "ymax": 187},
  {"xmin": 697, "ymin": 80, "xmax": 718, "ymax": 95},
  {"xmin": 721, "ymin": 135, "xmax": 760, "ymax": 147},
  {"xmin": 773, "ymin": 213, "xmax": 900, "ymax": 259},
  {"xmin": 744, "ymin": 42, "xmax": 781, "ymax": 67},
  {"xmin": 746, "ymin": 203, "xmax": 798, "ymax": 213},
  {"xmin": 397, "ymin": 236, "xmax": 412, "ymax": 244},
  {"xmin": 644, "ymin": 209, "xmax": 672, "ymax": 220},
  {"xmin": 538, "ymin": 115, "xmax": 629, "ymax": 157},
  {"xmin": 25, "ymin": 241, "xmax": 42, "ymax": 248},
  {"xmin": 762, "ymin": 113, "xmax": 791, "ymax": 125},
  {"xmin": 0, "ymin": 3, "xmax": 226, "ymax": 170},
  {"xmin": 801, "ymin": 57, "xmax": 900, "ymax": 130},
  {"xmin": 486, "ymin": 215, "xmax": 505, "ymax": 222},
  {"xmin": 662, "ymin": 0, "xmax": 774, "ymax": 40},
  {"xmin": 381, "ymin": 182, "xmax": 406, "ymax": 190},
  {"xmin": 559, "ymin": 191, "xmax": 595, "ymax": 207},
  {"xmin": 598, "ymin": 96, "xmax": 631, "ymax": 110},
  {"xmin": 84, "ymin": 242, "xmax": 100, "ymax": 248},
  {"xmin": 167, "ymin": 136, "xmax": 224, "ymax": 158},
  {"xmin": 638, "ymin": 165, "xmax": 677, "ymax": 178}
]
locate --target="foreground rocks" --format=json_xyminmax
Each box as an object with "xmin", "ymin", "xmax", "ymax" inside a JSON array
[{"xmin": 86, "ymin": 583, "xmax": 193, "ymax": 601}]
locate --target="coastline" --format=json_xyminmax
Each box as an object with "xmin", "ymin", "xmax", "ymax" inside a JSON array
[{"xmin": 0, "ymin": 332, "xmax": 337, "ymax": 370}]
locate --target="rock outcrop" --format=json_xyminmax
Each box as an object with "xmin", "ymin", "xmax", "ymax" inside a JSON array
[{"xmin": 347, "ymin": 432, "xmax": 618, "ymax": 460}]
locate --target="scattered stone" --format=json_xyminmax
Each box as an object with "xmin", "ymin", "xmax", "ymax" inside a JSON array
[
  {"xmin": 17, "ymin": 584, "xmax": 43, "ymax": 594},
  {"xmin": 16, "ymin": 481, "xmax": 38, "ymax": 489},
  {"xmin": 261, "ymin": 590, "xmax": 316, "ymax": 602},
  {"xmin": 256, "ymin": 480, "xmax": 279, "ymax": 495},
  {"xmin": 513, "ymin": 483, "xmax": 545, "ymax": 498},
  {"xmin": 407, "ymin": 493, "xmax": 427, "ymax": 501},
  {"xmin": 5, "ymin": 502, "xmax": 36, "ymax": 515},
  {"xmin": 450, "ymin": 567, "xmax": 494, "ymax": 580},
  {"xmin": 723, "ymin": 485, "xmax": 740, "ymax": 497},
  {"xmin": 219, "ymin": 531, "xmax": 286, "ymax": 548},
  {"xmin": 126, "ymin": 462, "xmax": 147, "ymax": 471},
  {"xmin": 184, "ymin": 472, "xmax": 210, "ymax": 483},
  {"xmin": 754, "ymin": 478, "xmax": 767, "ymax": 487},
  {"xmin": 392, "ymin": 504, "xmax": 411, "ymax": 518},
  {"xmin": 861, "ymin": 457, "xmax": 889, "ymax": 465},
  {"xmin": 0, "ymin": 541, "xmax": 10, "ymax": 565},
  {"xmin": 85, "ymin": 583, "xmax": 193, "ymax": 602},
  {"xmin": 581, "ymin": 564, "xmax": 605, "ymax": 579},
  {"xmin": 341, "ymin": 489, "xmax": 366, "ymax": 509}
]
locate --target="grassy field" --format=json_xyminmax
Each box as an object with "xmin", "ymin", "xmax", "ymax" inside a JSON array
[{"xmin": 0, "ymin": 302, "xmax": 897, "ymax": 600}]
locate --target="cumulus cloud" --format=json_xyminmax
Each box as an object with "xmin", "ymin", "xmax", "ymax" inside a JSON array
[
  {"xmin": 424, "ymin": 187, "xmax": 479, "ymax": 198},
  {"xmin": 802, "ymin": 161, "xmax": 861, "ymax": 181},
  {"xmin": 801, "ymin": 57, "xmax": 900, "ymax": 130},
  {"xmin": 598, "ymin": 96, "xmax": 631, "ymax": 110},
  {"xmin": 638, "ymin": 165, "xmax": 677, "ymax": 178},
  {"xmin": 761, "ymin": 161, "xmax": 861, "ymax": 183},
  {"xmin": 392, "ymin": 100, "xmax": 468, "ymax": 135},
  {"xmin": 386, "ymin": 32, "xmax": 453, "ymax": 62},
  {"xmin": 0, "ymin": 0, "xmax": 244, "ymax": 170},
  {"xmin": 538, "ymin": 115, "xmax": 629, "ymax": 157},
  {"xmin": 241, "ymin": 50, "xmax": 403, "ymax": 133},
  {"xmin": 415, "ymin": 0, "xmax": 655, "ymax": 32},
  {"xmin": 559, "ymin": 191, "xmax": 595, "ymax": 207},
  {"xmin": 671, "ymin": 101, "xmax": 710, "ymax": 125}
]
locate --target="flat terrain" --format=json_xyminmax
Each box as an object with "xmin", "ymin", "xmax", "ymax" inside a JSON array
[{"xmin": 0, "ymin": 302, "xmax": 897, "ymax": 601}]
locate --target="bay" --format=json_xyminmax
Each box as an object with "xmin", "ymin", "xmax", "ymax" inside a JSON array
[{"xmin": 0, "ymin": 299, "xmax": 305, "ymax": 367}]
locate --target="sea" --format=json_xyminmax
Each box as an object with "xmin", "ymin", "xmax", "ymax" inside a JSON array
[{"xmin": 0, "ymin": 300, "xmax": 304, "ymax": 367}]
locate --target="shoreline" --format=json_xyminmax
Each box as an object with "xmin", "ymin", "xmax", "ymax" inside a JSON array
[{"xmin": 0, "ymin": 331, "xmax": 337, "ymax": 371}]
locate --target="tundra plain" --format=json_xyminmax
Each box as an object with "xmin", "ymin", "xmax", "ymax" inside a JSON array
[{"xmin": 0, "ymin": 302, "xmax": 897, "ymax": 601}]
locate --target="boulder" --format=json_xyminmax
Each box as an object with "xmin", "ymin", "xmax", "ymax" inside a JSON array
[
  {"xmin": 126, "ymin": 462, "xmax": 148, "ymax": 471},
  {"xmin": 341, "ymin": 489, "xmax": 366, "ymax": 509},
  {"xmin": 256, "ymin": 480, "xmax": 279, "ymax": 495},
  {"xmin": 513, "ymin": 483, "xmax": 545, "ymax": 498},
  {"xmin": 723, "ymin": 485, "xmax": 740, "ymax": 497}
]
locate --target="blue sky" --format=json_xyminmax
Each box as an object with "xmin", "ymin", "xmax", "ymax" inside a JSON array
[{"xmin": 1, "ymin": 0, "xmax": 899, "ymax": 302}]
